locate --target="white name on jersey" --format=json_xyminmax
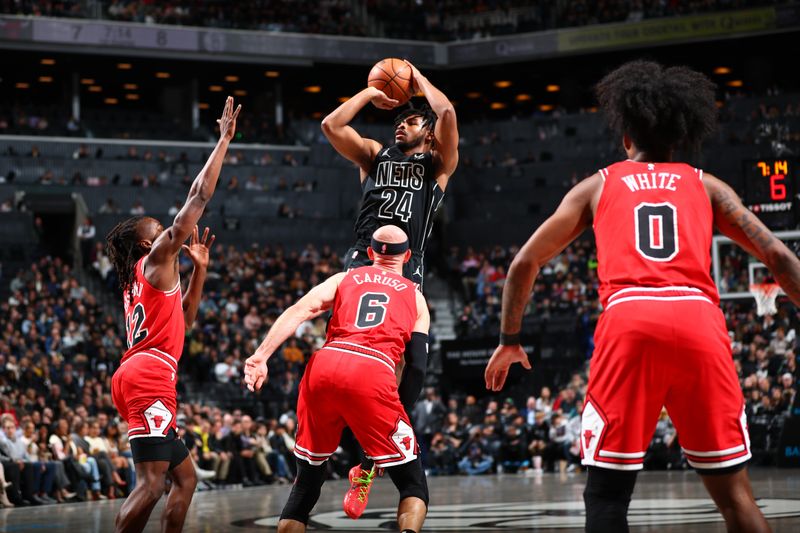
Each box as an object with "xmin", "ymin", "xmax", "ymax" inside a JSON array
[
  {"xmin": 621, "ymin": 172, "xmax": 681, "ymax": 192},
  {"xmin": 352, "ymin": 272, "xmax": 409, "ymax": 292},
  {"xmin": 375, "ymin": 161, "xmax": 425, "ymax": 190}
]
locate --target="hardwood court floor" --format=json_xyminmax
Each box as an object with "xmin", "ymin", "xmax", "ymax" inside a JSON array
[{"xmin": 1, "ymin": 468, "xmax": 799, "ymax": 532}]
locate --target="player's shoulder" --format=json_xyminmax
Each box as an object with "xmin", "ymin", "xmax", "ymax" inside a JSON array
[
  {"xmin": 414, "ymin": 289, "xmax": 428, "ymax": 312},
  {"xmin": 328, "ymin": 271, "xmax": 349, "ymax": 284}
]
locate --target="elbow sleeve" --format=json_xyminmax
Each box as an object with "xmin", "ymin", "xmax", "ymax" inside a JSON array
[{"xmin": 398, "ymin": 332, "xmax": 429, "ymax": 414}]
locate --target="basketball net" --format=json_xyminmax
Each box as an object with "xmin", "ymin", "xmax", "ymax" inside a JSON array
[{"xmin": 750, "ymin": 283, "xmax": 780, "ymax": 316}]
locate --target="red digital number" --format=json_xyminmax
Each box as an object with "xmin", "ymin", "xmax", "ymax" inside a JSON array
[{"xmin": 770, "ymin": 174, "xmax": 787, "ymax": 201}]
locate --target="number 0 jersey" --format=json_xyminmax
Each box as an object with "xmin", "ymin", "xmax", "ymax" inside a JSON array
[
  {"xmin": 593, "ymin": 160, "xmax": 720, "ymax": 308},
  {"xmin": 354, "ymin": 144, "xmax": 445, "ymax": 253},
  {"xmin": 120, "ymin": 256, "xmax": 185, "ymax": 367},
  {"xmin": 325, "ymin": 266, "xmax": 418, "ymax": 369}
]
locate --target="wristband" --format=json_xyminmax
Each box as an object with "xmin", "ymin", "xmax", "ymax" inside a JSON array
[{"xmin": 499, "ymin": 332, "xmax": 521, "ymax": 346}]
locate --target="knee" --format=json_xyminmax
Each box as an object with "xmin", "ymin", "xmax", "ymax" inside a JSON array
[
  {"xmin": 140, "ymin": 478, "xmax": 166, "ymax": 503},
  {"xmin": 182, "ymin": 468, "xmax": 198, "ymax": 492}
]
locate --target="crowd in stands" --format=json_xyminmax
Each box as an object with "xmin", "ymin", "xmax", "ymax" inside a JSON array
[
  {"xmin": 1, "ymin": 144, "xmax": 311, "ymax": 217},
  {"xmin": 369, "ymin": 0, "xmax": 788, "ymax": 41},
  {"xmin": 0, "ymin": 0, "xmax": 787, "ymax": 40},
  {"xmin": 0, "ymin": 0, "xmax": 367, "ymax": 36},
  {"xmin": 449, "ymin": 239, "xmax": 600, "ymax": 341},
  {"xmin": 0, "ymin": 105, "xmax": 290, "ymax": 143}
]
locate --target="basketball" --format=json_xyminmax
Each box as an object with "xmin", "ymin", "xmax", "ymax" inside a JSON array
[{"xmin": 368, "ymin": 58, "xmax": 413, "ymax": 104}]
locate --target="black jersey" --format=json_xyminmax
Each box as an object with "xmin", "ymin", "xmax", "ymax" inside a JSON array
[{"xmin": 353, "ymin": 144, "xmax": 445, "ymax": 252}]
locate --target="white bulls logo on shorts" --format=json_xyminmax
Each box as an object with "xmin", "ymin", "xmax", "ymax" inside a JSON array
[
  {"xmin": 391, "ymin": 420, "xmax": 416, "ymax": 462},
  {"xmin": 144, "ymin": 400, "xmax": 172, "ymax": 436},
  {"xmin": 581, "ymin": 401, "xmax": 606, "ymax": 464}
]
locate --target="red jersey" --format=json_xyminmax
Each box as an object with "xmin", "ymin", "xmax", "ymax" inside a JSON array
[
  {"xmin": 593, "ymin": 160, "xmax": 719, "ymax": 307},
  {"xmin": 325, "ymin": 266, "xmax": 418, "ymax": 368},
  {"xmin": 120, "ymin": 256, "xmax": 184, "ymax": 368}
]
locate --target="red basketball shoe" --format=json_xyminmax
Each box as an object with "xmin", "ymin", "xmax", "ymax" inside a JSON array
[{"xmin": 343, "ymin": 465, "xmax": 377, "ymax": 519}]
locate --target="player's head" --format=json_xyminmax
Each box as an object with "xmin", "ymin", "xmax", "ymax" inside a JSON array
[
  {"xmin": 106, "ymin": 216, "xmax": 164, "ymax": 295},
  {"xmin": 367, "ymin": 225, "xmax": 411, "ymax": 268},
  {"xmin": 394, "ymin": 105, "xmax": 437, "ymax": 151},
  {"xmin": 596, "ymin": 60, "xmax": 717, "ymax": 160}
]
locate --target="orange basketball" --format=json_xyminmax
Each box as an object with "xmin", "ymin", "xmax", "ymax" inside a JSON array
[{"xmin": 368, "ymin": 58, "xmax": 413, "ymax": 105}]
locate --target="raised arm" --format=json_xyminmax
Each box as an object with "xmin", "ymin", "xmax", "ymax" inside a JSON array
[
  {"xmin": 485, "ymin": 174, "xmax": 600, "ymax": 391},
  {"xmin": 320, "ymin": 87, "xmax": 395, "ymax": 174},
  {"xmin": 181, "ymin": 226, "xmax": 215, "ymax": 329},
  {"xmin": 405, "ymin": 61, "xmax": 459, "ymax": 184},
  {"xmin": 147, "ymin": 97, "xmax": 240, "ymax": 276},
  {"xmin": 705, "ymin": 174, "xmax": 800, "ymax": 305},
  {"xmin": 244, "ymin": 272, "xmax": 346, "ymax": 392}
]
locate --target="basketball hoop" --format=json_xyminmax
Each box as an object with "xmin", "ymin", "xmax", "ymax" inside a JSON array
[{"xmin": 750, "ymin": 283, "xmax": 781, "ymax": 316}]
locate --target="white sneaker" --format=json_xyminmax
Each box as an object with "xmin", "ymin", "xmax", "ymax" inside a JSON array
[{"xmin": 195, "ymin": 467, "xmax": 216, "ymax": 481}]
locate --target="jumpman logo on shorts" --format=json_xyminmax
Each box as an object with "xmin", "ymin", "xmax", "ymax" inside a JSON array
[{"xmin": 412, "ymin": 265, "xmax": 423, "ymax": 278}]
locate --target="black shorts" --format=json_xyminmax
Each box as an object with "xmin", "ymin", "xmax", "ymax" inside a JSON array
[
  {"xmin": 129, "ymin": 428, "xmax": 189, "ymax": 470},
  {"xmin": 343, "ymin": 244, "xmax": 425, "ymax": 291}
]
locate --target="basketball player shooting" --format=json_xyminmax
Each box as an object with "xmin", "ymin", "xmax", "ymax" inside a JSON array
[
  {"xmin": 320, "ymin": 59, "xmax": 458, "ymax": 517},
  {"xmin": 483, "ymin": 61, "xmax": 794, "ymax": 532},
  {"xmin": 244, "ymin": 226, "xmax": 431, "ymax": 533},
  {"xmin": 321, "ymin": 59, "xmax": 459, "ymax": 290},
  {"xmin": 106, "ymin": 96, "xmax": 240, "ymax": 533}
]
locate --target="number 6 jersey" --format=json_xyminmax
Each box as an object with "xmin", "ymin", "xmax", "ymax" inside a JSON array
[
  {"xmin": 354, "ymin": 145, "xmax": 445, "ymax": 253},
  {"xmin": 593, "ymin": 160, "xmax": 720, "ymax": 308},
  {"xmin": 120, "ymin": 256, "xmax": 185, "ymax": 368},
  {"xmin": 324, "ymin": 265, "xmax": 417, "ymax": 368}
]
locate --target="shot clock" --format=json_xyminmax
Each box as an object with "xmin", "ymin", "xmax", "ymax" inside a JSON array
[{"xmin": 743, "ymin": 158, "xmax": 798, "ymax": 228}]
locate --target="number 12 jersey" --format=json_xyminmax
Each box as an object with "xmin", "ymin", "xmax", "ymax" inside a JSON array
[
  {"xmin": 593, "ymin": 160, "xmax": 720, "ymax": 308},
  {"xmin": 120, "ymin": 256, "xmax": 185, "ymax": 366}
]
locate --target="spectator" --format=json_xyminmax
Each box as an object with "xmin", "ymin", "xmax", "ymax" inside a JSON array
[{"xmin": 76, "ymin": 218, "xmax": 96, "ymax": 267}]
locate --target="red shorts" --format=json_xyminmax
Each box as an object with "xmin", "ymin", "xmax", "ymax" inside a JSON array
[
  {"xmin": 582, "ymin": 290, "xmax": 750, "ymax": 471},
  {"xmin": 111, "ymin": 350, "xmax": 178, "ymax": 440},
  {"xmin": 294, "ymin": 345, "xmax": 418, "ymax": 468}
]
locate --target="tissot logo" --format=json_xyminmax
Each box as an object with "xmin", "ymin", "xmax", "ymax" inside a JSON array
[{"xmin": 236, "ymin": 498, "xmax": 800, "ymax": 530}]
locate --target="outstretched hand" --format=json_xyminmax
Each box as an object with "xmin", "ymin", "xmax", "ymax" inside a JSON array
[
  {"xmin": 244, "ymin": 355, "xmax": 269, "ymax": 392},
  {"xmin": 181, "ymin": 226, "xmax": 215, "ymax": 271},
  {"xmin": 218, "ymin": 96, "xmax": 242, "ymax": 141},
  {"xmin": 484, "ymin": 344, "xmax": 532, "ymax": 392}
]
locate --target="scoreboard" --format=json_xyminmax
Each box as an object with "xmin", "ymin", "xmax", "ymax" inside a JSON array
[{"xmin": 743, "ymin": 158, "xmax": 798, "ymax": 228}]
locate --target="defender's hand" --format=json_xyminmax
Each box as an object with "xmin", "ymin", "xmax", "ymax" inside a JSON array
[
  {"xmin": 368, "ymin": 87, "xmax": 400, "ymax": 110},
  {"xmin": 181, "ymin": 226, "xmax": 215, "ymax": 271},
  {"xmin": 484, "ymin": 344, "xmax": 532, "ymax": 392},
  {"xmin": 218, "ymin": 96, "xmax": 242, "ymax": 141},
  {"xmin": 244, "ymin": 355, "xmax": 269, "ymax": 392}
]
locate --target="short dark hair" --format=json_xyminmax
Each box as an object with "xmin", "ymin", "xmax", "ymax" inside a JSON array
[
  {"xmin": 595, "ymin": 60, "xmax": 717, "ymax": 156},
  {"xmin": 394, "ymin": 104, "xmax": 437, "ymax": 132}
]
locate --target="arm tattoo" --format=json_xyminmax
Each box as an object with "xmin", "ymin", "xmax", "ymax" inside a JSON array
[{"xmin": 712, "ymin": 189, "xmax": 775, "ymax": 251}]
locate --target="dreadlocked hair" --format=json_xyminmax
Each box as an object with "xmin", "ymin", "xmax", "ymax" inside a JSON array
[
  {"xmin": 394, "ymin": 104, "xmax": 438, "ymax": 132},
  {"xmin": 595, "ymin": 60, "xmax": 717, "ymax": 157},
  {"xmin": 106, "ymin": 216, "xmax": 146, "ymax": 305}
]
